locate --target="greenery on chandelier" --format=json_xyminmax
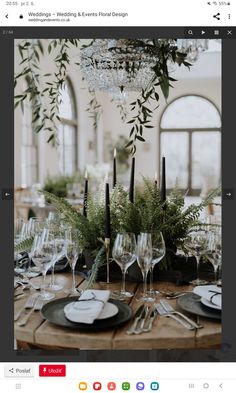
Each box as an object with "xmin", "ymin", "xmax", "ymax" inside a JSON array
[{"xmin": 14, "ymin": 38, "xmax": 192, "ymax": 152}]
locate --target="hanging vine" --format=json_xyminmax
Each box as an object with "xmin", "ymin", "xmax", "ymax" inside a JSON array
[{"xmin": 14, "ymin": 38, "xmax": 191, "ymax": 152}]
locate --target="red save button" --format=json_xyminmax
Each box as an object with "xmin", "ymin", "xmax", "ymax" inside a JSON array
[{"xmin": 39, "ymin": 365, "xmax": 66, "ymax": 377}]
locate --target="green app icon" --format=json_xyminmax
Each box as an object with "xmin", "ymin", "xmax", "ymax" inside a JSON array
[{"xmin": 122, "ymin": 382, "xmax": 130, "ymax": 391}]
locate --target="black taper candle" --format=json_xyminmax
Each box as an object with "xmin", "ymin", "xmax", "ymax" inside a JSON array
[
  {"xmin": 113, "ymin": 148, "xmax": 117, "ymax": 188},
  {"xmin": 129, "ymin": 156, "xmax": 135, "ymax": 203},
  {"xmin": 105, "ymin": 179, "xmax": 111, "ymax": 238},
  {"xmin": 161, "ymin": 156, "xmax": 166, "ymax": 202},
  {"xmin": 83, "ymin": 170, "xmax": 88, "ymax": 217}
]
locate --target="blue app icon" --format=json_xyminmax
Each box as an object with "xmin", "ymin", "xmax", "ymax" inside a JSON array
[
  {"xmin": 150, "ymin": 382, "xmax": 159, "ymax": 390},
  {"xmin": 136, "ymin": 382, "xmax": 145, "ymax": 391}
]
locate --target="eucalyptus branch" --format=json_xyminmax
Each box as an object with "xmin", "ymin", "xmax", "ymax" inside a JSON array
[{"xmin": 86, "ymin": 88, "xmax": 102, "ymax": 131}]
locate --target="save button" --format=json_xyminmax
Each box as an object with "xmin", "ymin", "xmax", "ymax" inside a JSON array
[{"xmin": 39, "ymin": 365, "xmax": 66, "ymax": 377}]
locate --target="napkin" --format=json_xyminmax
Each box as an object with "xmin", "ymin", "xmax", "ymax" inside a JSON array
[
  {"xmin": 193, "ymin": 285, "xmax": 222, "ymax": 308},
  {"xmin": 64, "ymin": 289, "xmax": 110, "ymax": 324}
]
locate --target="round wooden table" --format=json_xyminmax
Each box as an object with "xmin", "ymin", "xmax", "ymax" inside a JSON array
[{"xmin": 14, "ymin": 273, "xmax": 221, "ymax": 350}]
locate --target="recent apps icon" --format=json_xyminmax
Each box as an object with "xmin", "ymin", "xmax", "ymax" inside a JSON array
[
  {"xmin": 93, "ymin": 382, "xmax": 102, "ymax": 390},
  {"xmin": 108, "ymin": 382, "xmax": 116, "ymax": 390}
]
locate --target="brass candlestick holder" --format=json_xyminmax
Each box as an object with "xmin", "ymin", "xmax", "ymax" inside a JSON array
[{"xmin": 105, "ymin": 237, "xmax": 111, "ymax": 284}]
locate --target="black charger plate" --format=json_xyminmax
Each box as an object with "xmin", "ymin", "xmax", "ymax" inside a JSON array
[
  {"xmin": 177, "ymin": 293, "xmax": 221, "ymax": 320},
  {"xmin": 41, "ymin": 297, "xmax": 133, "ymax": 331}
]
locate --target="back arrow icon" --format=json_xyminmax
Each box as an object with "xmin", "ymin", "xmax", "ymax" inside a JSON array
[
  {"xmin": 5, "ymin": 14, "xmax": 8, "ymax": 19},
  {"xmin": 219, "ymin": 383, "xmax": 223, "ymax": 388}
]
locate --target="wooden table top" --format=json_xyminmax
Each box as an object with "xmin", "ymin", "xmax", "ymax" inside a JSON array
[{"xmin": 14, "ymin": 273, "xmax": 221, "ymax": 350}]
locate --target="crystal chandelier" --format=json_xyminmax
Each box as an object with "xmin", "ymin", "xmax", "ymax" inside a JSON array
[
  {"xmin": 176, "ymin": 39, "xmax": 209, "ymax": 62},
  {"xmin": 80, "ymin": 39, "xmax": 209, "ymax": 95}
]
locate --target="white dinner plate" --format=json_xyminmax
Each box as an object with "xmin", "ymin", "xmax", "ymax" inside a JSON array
[
  {"xmin": 64, "ymin": 301, "xmax": 119, "ymax": 323},
  {"xmin": 97, "ymin": 302, "xmax": 119, "ymax": 320},
  {"xmin": 201, "ymin": 297, "xmax": 222, "ymax": 311}
]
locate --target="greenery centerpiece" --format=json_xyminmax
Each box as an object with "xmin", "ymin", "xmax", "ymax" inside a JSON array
[{"xmin": 27, "ymin": 180, "xmax": 219, "ymax": 286}]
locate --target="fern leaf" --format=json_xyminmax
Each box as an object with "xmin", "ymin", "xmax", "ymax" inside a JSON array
[
  {"xmin": 15, "ymin": 237, "xmax": 34, "ymax": 253},
  {"xmin": 84, "ymin": 246, "xmax": 105, "ymax": 290}
]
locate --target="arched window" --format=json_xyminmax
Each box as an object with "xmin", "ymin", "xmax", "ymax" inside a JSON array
[
  {"xmin": 58, "ymin": 78, "xmax": 78, "ymax": 175},
  {"xmin": 21, "ymin": 79, "xmax": 39, "ymax": 187},
  {"xmin": 160, "ymin": 95, "xmax": 221, "ymax": 195}
]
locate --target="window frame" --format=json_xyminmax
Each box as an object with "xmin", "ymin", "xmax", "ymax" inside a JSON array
[
  {"xmin": 58, "ymin": 77, "xmax": 78, "ymax": 175},
  {"xmin": 159, "ymin": 94, "xmax": 221, "ymax": 196}
]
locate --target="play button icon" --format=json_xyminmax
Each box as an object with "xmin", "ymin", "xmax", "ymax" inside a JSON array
[{"xmin": 201, "ymin": 30, "xmax": 206, "ymax": 35}]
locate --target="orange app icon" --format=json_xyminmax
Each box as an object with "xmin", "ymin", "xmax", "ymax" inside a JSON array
[
  {"xmin": 78, "ymin": 382, "xmax": 88, "ymax": 390},
  {"xmin": 108, "ymin": 382, "xmax": 116, "ymax": 390}
]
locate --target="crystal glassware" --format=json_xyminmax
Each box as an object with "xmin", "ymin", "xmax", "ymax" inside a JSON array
[
  {"xmin": 185, "ymin": 230, "xmax": 209, "ymax": 285},
  {"xmin": 136, "ymin": 232, "xmax": 154, "ymax": 302},
  {"xmin": 64, "ymin": 229, "xmax": 80, "ymax": 295},
  {"xmin": 112, "ymin": 233, "xmax": 137, "ymax": 299},
  {"xmin": 31, "ymin": 230, "xmax": 55, "ymax": 300},
  {"xmin": 147, "ymin": 231, "xmax": 166, "ymax": 295},
  {"xmin": 207, "ymin": 230, "xmax": 222, "ymax": 284},
  {"xmin": 49, "ymin": 234, "xmax": 67, "ymax": 292}
]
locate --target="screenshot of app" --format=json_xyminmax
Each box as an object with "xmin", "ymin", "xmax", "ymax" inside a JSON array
[{"xmin": 0, "ymin": 0, "xmax": 236, "ymax": 392}]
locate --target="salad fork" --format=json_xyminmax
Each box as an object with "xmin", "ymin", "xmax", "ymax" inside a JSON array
[
  {"xmin": 156, "ymin": 303, "xmax": 194, "ymax": 330},
  {"xmin": 160, "ymin": 299, "xmax": 203, "ymax": 329}
]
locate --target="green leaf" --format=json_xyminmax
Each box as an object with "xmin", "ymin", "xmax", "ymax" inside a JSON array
[{"xmin": 136, "ymin": 135, "xmax": 145, "ymax": 142}]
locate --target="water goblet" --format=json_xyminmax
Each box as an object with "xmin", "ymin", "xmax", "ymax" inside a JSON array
[
  {"xmin": 185, "ymin": 230, "xmax": 209, "ymax": 285},
  {"xmin": 147, "ymin": 231, "xmax": 166, "ymax": 295},
  {"xmin": 136, "ymin": 232, "xmax": 154, "ymax": 302},
  {"xmin": 31, "ymin": 231, "xmax": 55, "ymax": 300},
  {"xmin": 112, "ymin": 233, "xmax": 137, "ymax": 300}
]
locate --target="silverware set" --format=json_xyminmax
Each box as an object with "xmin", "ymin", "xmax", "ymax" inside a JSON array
[
  {"xmin": 159, "ymin": 290, "xmax": 192, "ymax": 299},
  {"xmin": 126, "ymin": 305, "xmax": 157, "ymax": 335},
  {"xmin": 126, "ymin": 299, "xmax": 203, "ymax": 334},
  {"xmin": 159, "ymin": 300, "xmax": 203, "ymax": 329},
  {"xmin": 14, "ymin": 294, "xmax": 44, "ymax": 326}
]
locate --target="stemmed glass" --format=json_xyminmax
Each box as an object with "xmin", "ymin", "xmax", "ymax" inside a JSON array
[
  {"xmin": 47, "ymin": 224, "xmax": 67, "ymax": 292},
  {"xmin": 147, "ymin": 231, "xmax": 166, "ymax": 295},
  {"xmin": 112, "ymin": 233, "xmax": 137, "ymax": 299},
  {"xmin": 64, "ymin": 229, "xmax": 81, "ymax": 295},
  {"xmin": 207, "ymin": 230, "xmax": 222, "ymax": 284},
  {"xmin": 31, "ymin": 230, "xmax": 55, "ymax": 300},
  {"xmin": 185, "ymin": 230, "xmax": 209, "ymax": 285},
  {"xmin": 136, "ymin": 232, "xmax": 154, "ymax": 302},
  {"xmin": 49, "ymin": 235, "xmax": 67, "ymax": 291},
  {"xmin": 14, "ymin": 218, "xmax": 26, "ymax": 274}
]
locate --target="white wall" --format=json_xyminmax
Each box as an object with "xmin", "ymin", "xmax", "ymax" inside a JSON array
[{"xmin": 14, "ymin": 40, "xmax": 221, "ymax": 187}]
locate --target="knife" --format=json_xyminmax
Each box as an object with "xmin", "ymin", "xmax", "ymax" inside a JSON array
[{"xmin": 126, "ymin": 304, "xmax": 145, "ymax": 335}]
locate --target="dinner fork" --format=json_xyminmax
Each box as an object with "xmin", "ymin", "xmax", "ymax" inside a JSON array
[
  {"xmin": 14, "ymin": 294, "xmax": 39, "ymax": 321},
  {"xmin": 156, "ymin": 303, "xmax": 194, "ymax": 330},
  {"xmin": 17, "ymin": 297, "xmax": 44, "ymax": 327},
  {"xmin": 160, "ymin": 299, "xmax": 203, "ymax": 329}
]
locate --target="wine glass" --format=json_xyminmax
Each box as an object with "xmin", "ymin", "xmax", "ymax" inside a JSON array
[
  {"xmin": 148, "ymin": 231, "xmax": 166, "ymax": 295},
  {"xmin": 31, "ymin": 230, "xmax": 55, "ymax": 300},
  {"xmin": 49, "ymin": 232, "xmax": 67, "ymax": 292},
  {"xmin": 14, "ymin": 218, "xmax": 26, "ymax": 274},
  {"xmin": 185, "ymin": 230, "xmax": 209, "ymax": 285},
  {"xmin": 64, "ymin": 229, "xmax": 81, "ymax": 295},
  {"xmin": 112, "ymin": 233, "xmax": 137, "ymax": 299},
  {"xmin": 136, "ymin": 232, "xmax": 154, "ymax": 302},
  {"xmin": 207, "ymin": 230, "xmax": 222, "ymax": 284}
]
